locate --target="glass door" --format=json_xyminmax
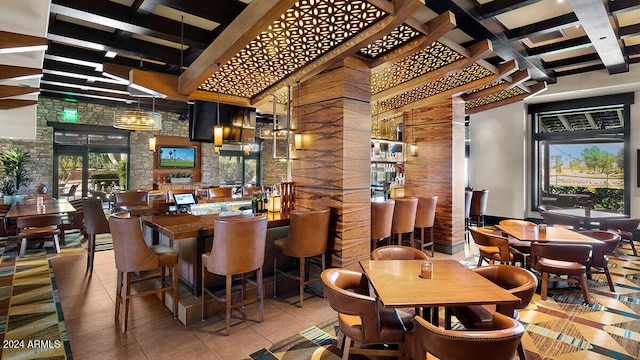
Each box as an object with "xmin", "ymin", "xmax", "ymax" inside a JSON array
[
  {"xmin": 54, "ymin": 149, "xmax": 128, "ymax": 199},
  {"xmin": 55, "ymin": 151, "xmax": 85, "ymax": 199}
]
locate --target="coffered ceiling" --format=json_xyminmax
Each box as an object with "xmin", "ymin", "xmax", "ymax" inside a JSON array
[{"xmin": 2, "ymin": 0, "xmax": 639, "ymax": 120}]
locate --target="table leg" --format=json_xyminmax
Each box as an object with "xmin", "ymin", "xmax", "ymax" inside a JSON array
[{"xmin": 431, "ymin": 306, "xmax": 439, "ymax": 326}]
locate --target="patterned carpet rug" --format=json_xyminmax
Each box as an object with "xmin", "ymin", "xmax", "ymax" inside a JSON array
[
  {"xmin": 0, "ymin": 230, "xmax": 112, "ymax": 360},
  {"xmin": 247, "ymin": 249, "xmax": 640, "ymax": 360}
]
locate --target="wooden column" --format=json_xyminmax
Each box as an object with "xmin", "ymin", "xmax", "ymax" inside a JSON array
[
  {"xmin": 293, "ymin": 57, "xmax": 371, "ymax": 270},
  {"xmin": 405, "ymin": 97, "xmax": 466, "ymax": 254}
]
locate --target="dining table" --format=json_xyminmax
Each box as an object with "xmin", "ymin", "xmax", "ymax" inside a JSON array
[
  {"xmin": 359, "ymin": 259, "xmax": 520, "ymax": 328},
  {"xmin": 6, "ymin": 198, "xmax": 76, "ymax": 218},
  {"xmin": 543, "ymin": 207, "xmax": 629, "ymax": 229},
  {"xmin": 496, "ymin": 223, "xmax": 604, "ymax": 245}
]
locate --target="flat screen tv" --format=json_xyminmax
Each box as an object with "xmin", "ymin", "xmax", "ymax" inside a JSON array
[
  {"xmin": 189, "ymin": 100, "xmax": 256, "ymax": 143},
  {"xmin": 158, "ymin": 146, "xmax": 197, "ymax": 168}
]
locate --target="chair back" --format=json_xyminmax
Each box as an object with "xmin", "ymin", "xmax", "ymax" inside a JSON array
[
  {"xmin": 207, "ymin": 187, "xmax": 233, "ymax": 198},
  {"xmin": 579, "ymin": 230, "xmax": 621, "ymax": 267},
  {"xmin": 205, "ymin": 215, "xmax": 267, "ymax": 275},
  {"xmin": 242, "ymin": 186, "xmax": 263, "ymax": 197},
  {"xmin": 469, "ymin": 227, "xmax": 511, "ymax": 261},
  {"xmin": 371, "ymin": 245, "xmax": 429, "ymax": 260},
  {"xmin": 114, "ymin": 191, "xmax": 148, "ymax": 208},
  {"xmin": 17, "ymin": 214, "xmax": 62, "ymax": 230},
  {"xmin": 391, "ymin": 197, "xmax": 418, "ymax": 233},
  {"xmin": 470, "ymin": 190, "xmax": 488, "ymax": 216},
  {"xmin": 498, "ymin": 219, "xmax": 537, "ymax": 227},
  {"xmin": 281, "ymin": 209, "xmax": 330, "ymax": 258},
  {"xmin": 412, "ymin": 313, "xmax": 524, "ymax": 360},
  {"xmin": 541, "ymin": 212, "xmax": 580, "ymax": 230},
  {"xmin": 464, "ymin": 190, "xmax": 472, "ymax": 218},
  {"xmin": 531, "ymin": 243, "xmax": 592, "ymax": 266},
  {"xmin": 321, "ymin": 268, "xmax": 380, "ymax": 343},
  {"xmin": 371, "ymin": 200, "xmax": 394, "ymax": 240},
  {"xmin": 108, "ymin": 212, "xmax": 159, "ymax": 272},
  {"xmin": 598, "ymin": 218, "xmax": 640, "ymax": 232},
  {"xmin": 415, "ymin": 196, "xmax": 437, "ymax": 228},
  {"xmin": 473, "ymin": 265, "xmax": 537, "ymax": 312},
  {"xmin": 65, "ymin": 184, "xmax": 79, "ymax": 197},
  {"xmin": 83, "ymin": 198, "xmax": 110, "ymax": 236}
]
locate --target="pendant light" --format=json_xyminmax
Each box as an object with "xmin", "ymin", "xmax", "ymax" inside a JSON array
[
  {"xmin": 213, "ymin": 75, "xmax": 223, "ymax": 149},
  {"xmin": 148, "ymin": 97, "xmax": 157, "ymax": 151},
  {"xmin": 373, "ymin": 113, "xmax": 381, "ymax": 155},
  {"xmin": 410, "ymin": 109, "xmax": 418, "ymax": 157}
]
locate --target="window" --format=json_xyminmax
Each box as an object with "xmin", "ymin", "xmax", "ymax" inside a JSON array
[
  {"xmin": 218, "ymin": 144, "xmax": 260, "ymax": 186},
  {"xmin": 530, "ymin": 94, "xmax": 633, "ymax": 213}
]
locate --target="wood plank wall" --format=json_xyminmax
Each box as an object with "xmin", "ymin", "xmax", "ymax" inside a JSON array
[
  {"xmin": 292, "ymin": 57, "xmax": 372, "ymax": 270},
  {"xmin": 404, "ymin": 97, "xmax": 466, "ymax": 253}
]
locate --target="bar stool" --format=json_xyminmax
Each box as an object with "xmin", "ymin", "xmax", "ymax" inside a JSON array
[
  {"xmin": 414, "ymin": 196, "xmax": 437, "ymax": 256},
  {"xmin": 273, "ymin": 208, "xmax": 330, "ymax": 308},
  {"xmin": 370, "ymin": 199, "xmax": 395, "ymax": 251},
  {"xmin": 83, "ymin": 198, "xmax": 111, "ymax": 274},
  {"xmin": 202, "ymin": 215, "xmax": 267, "ymax": 335},
  {"xmin": 470, "ymin": 189, "xmax": 488, "ymax": 226},
  {"xmin": 109, "ymin": 212, "xmax": 179, "ymax": 333},
  {"xmin": 390, "ymin": 197, "xmax": 418, "ymax": 246}
]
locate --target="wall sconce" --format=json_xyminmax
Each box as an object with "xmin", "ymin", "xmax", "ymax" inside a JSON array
[
  {"xmin": 410, "ymin": 143, "xmax": 418, "ymax": 157},
  {"xmin": 410, "ymin": 109, "xmax": 418, "ymax": 157},
  {"xmin": 244, "ymin": 145, "xmax": 250, "ymax": 155},
  {"xmin": 214, "ymin": 146, "xmax": 220, "ymax": 154},
  {"xmin": 148, "ymin": 136, "xmax": 156, "ymax": 152},
  {"xmin": 294, "ymin": 133, "xmax": 302, "ymax": 150}
]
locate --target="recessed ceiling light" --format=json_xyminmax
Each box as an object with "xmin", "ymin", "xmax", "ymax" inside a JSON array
[{"xmin": 105, "ymin": 51, "xmax": 117, "ymax": 58}]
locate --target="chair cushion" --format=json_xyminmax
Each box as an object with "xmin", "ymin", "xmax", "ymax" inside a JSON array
[
  {"xmin": 479, "ymin": 246, "xmax": 500, "ymax": 255},
  {"xmin": 452, "ymin": 304, "xmax": 495, "ymax": 329},
  {"xmin": 149, "ymin": 245, "xmax": 178, "ymax": 266},
  {"xmin": 536, "ymin": 258, "xmax": 585, "ymax": 275},
  {"xmin": 273, "ymin": 237, "xmax": 285, "ymax": 251}
]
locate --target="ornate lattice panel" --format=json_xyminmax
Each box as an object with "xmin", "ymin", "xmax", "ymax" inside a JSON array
[
  {"xmin": 373, "ymin": 63, "xmax": 494, "ymax": 115},
  {"xmin": 465, "ymin": 79, "xmax": 507, "ymax": 96},
  {"xmin": 465, "ymin": 86, "xmax": 527, "ymax": 111},
  {"xmin": 198, "ymin": 0, "xmax": 387, "ymax": 98},
  {"xmin": 358, "ymin": 24, "xmax": 421, "ymax": 58},
  {"xmin": 371, "ymin": 41, "xmax": 464, "ymax": 95}
]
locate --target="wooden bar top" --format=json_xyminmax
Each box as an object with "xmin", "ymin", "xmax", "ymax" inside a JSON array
[
  {"xmin": 141, "ymin": 211, "xmax": 289, "ymax": 240},
  {"xmin": 360, "ymin": 259, "xmax": 520, "ymax": 308}
]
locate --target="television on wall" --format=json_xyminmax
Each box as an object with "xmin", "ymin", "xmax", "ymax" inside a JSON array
[
  {"xmin": 158, "ymin": 146, "xmax": 197, "ymax": 168},
  {"xmin": 189, "ymin": 100, "xmax": 256, "ymax": 143}
]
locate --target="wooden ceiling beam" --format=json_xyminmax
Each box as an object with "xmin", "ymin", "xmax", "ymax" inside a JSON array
[
  {"xmin": 466, "ymin": 81, "xmax": 547, "ymax": 114},
  {"xmin": 178, "ymin": 0, "xmax": 299, "ymax": 96},
  {"xmin": 0, "ymin": 31, "xmax": 47, "ymax": 53},
  {"xmin": 372, "ymin": 11, "xmax": 457, "ymax": 69},
  {"xmin": 250, "ymin": 0, "xmax": 425, "ymax": 105},
  {"xmin": 461, "ymin": 69, "xmax": 529, "ymax": 101},
  {"xmin": 0, "ymin": 100, "xmax": 38, "ymax": 110},
  {"xmin": 372, "ymin": 39, "xmax": 493, "ymax": 102},
  {"xmin": 189, "ymin": 90, "xmax": 251, "ymax": 107},
  {"xmin": 0, "ymin": 85, "xmax": 40, "ymax": 99},
  {"xmin": 0, "ymin": 65, "xmax": 42, "ymax": 81}
]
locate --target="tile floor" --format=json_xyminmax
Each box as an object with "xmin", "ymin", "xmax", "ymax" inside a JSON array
[{"xmin": 51, "ymin": 243, "xmax": 478, "ymax": 360}]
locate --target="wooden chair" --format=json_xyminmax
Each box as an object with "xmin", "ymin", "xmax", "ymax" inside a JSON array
[
  {"xmin": 371, "ymin": 199, "xmax": 395, "ymax": 250},
  {"xmin": 202, "ymin": 215, "xmax": 267, "ymax": 335},
  {"xmin": 599, "ymin": 218, "xmax": 640, "ymax": 256},
  {"xmin": 273, "ymin": 209, "xmax": 331, "ymax": 308},
  {"xmin": 414, "ymin": 196, "xmax": 437, "ymax": 256},
  {"xmin": 207, "ymin": 187, "xmax": 233, "ymax": 198},
  {"xmin": 321, "ymin": 268, "xmax": 412, "ymax": 360},
  {"xmin": 541, "ymin": 211, "xmax": 581, "ymax": 230},
  {"xmin": 109, "ymin": 212, "xmax": 179, "ymax": 333},
  {"xmin": 469, "ymin": 227, "xmax": 513, "ymax": 267},
  {"xmin": 579, "ymin": 230, "xmax": 622, "ymax": 292},
  {"xmin": 470, "ymin": 189, "xmax": 489, "ymax": 226},
  {"xmin": 531, "ymin": 242, "xmax": 592, "ymax": 304},
  {"xmin": 372, "ymin": 245, "xmax": 429, "ymax": 260},
  {"xmin": 499, "ymin": 219, "xmax": 537, "ymax": 268},
  {"xmin": 60, "ymin": 198, "xmax": 84, "ymax": 246},
  {"xmin": 242, "ymin": 185, "xmax": 263, "ymax": 196},
  {"xmin": 16, "ymin": 214, "xmax": 62, "ymax": 257},
  {"xmin": 391, "ymin": 197, "xmax": 418, "ymax": 246},
  {"xmin": 409, "ymin": 312, "xmax": 524, "ymax": 360},
  {"xmin": 60, "ymin": 184, "xmax": 79, "ymax": 201},
  {"xmin": 113, "ymin": 190, "xmax": 148, "ymax": 211},
  {"xmin": 83, "ymin": 198, "xmax": 111, "ymax": 274}
]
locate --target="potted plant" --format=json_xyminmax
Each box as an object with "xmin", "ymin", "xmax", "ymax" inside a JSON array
[
  {"xmin": 0, "ymin": 148, "xmax": 31, "ymax": 204},
  {"xmin": 167, "ymin": 172, "xmax": 193, "ymax": 183}
]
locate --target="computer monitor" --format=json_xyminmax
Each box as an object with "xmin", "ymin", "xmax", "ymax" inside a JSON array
[{"xmin": 174, "ymin": 193, "xmax": 196, "ymax": 206}]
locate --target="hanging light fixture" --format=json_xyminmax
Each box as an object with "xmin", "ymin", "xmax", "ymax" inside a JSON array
[
  {"xmin": 113, "ymin": 98, "xmax": 162, "ymax": 131},
  {"xmin": 294, "ymin": 81, "xmax": 303, "ymax": 151},
  {"xmin": 213, "ymin": 82, "xmax": 223, "ymax": 148},
  {"xmin": 410, "ymin": 109, "xmax": 418, "ymax": 157},
  {"xmin": 373, "ymin": 113, "xmax": 381, "ymax": 155},
  {"xmin": 148, "ymin": 97, "xmax": 158, "ymax": 151}
]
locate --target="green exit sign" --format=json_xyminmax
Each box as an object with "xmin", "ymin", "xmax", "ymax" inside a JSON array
[{"xmin": 62, "ymin": 108, "xmax": 78, "ymax": 122}]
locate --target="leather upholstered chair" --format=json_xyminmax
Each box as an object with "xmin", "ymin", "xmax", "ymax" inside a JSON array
[
  {"xmin": 109, "ymin": 212, "xmax": 179, "ymax": 333},
  {"xmin": 531, "ymin": 242, "xmax": 592, "ymax": 304},
  {"xmin": 371, "ymin": 199, "xmax": 395, "ymax": 250},
  {"xmin": 372, "ymin": 245, "xmax": 429, "ymax": 260},
  {"xmin": 83, "ymin": 198, "xmax": 111, "ymax": 274},
  {"xmin": 409, "ymin": 312, "xmax": 524, "ymax": 360},
  {"xmin": 599, "ymin": 218, "xmax": 640, "ymax": 256},
  {"xmin": 242, "ymin": 186, "xmax": 263, "ymax": 197},
  {"xmin": 499, "ymin": 219, "xmax": 537, "ymax": 268},
  {"xmin": 207, "ymin": 187, "xmax": 233, "ymax": 198},
  {"xmin": 541, "ymin": 211, "xmax": 581, "ymax": 230},
  {"xmin": 464, "ymin": 190, "xmax": 472, "ymax": 235},
  {"xmin": 60, "ymin": 184, "xmax": 79, "ymax": 201},
  {"xmin": 470, "ymin": 189, "xmax": 489, "ymax": 227},
  {"xmin": 450, "ymin": 265, "xmax": 537, "ymax": 360},
  {"xmin": 147, "ymin": 190, "xmax": 167, "ymax": 211},
  {"xmin": 0, "ymin": 204, "xmax": 16, "ymax": 238},
  {"xmin": 321, "ymin": 268, "xmax": 413, "ymax": 360},
  {"xmin": 60, "ymin": 198, "xmax": 84, "ymax": 245},
  {"xmin": 469, "ymin": 227, "xmax": 513, "ymax": 267},
  {"xmin": 202, "ymin": 215, "xmax": 267, "ymax": 335},
  {"xmin": 414, "ymin": 196, "xmax": 437, "ymax": 256},
  {"xmin": 16, "ymin": 214, "xmax": 62, "ymax": 257},
  {"xmin": 273, "ymin": 208, "xmax": 330, "ymax": 308},
  {"xmin": 391, "ymin": 197, "xmax": 418, "ymax": 247},
  {"xmin": 113, "ymin": 190, "xmax": 148, "ymax": 211},
  {"xmin": 579, "ymin": 230, "xmax": 622, "ymax": 292}
]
